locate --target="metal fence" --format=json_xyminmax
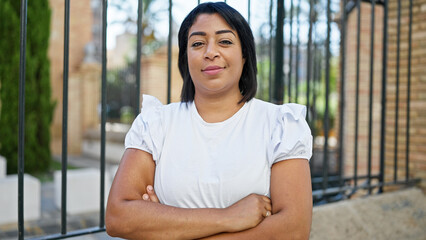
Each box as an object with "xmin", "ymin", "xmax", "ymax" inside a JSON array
[{"xmin": 14, "ymin": 0, "xmax": 419, "ymax": 239}]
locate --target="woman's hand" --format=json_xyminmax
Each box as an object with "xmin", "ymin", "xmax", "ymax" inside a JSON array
[{"xmin": 223, "ymin": 194, "xmax": 272, "ymax": 232}]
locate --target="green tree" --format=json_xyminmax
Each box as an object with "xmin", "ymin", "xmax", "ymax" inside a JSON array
[{"xmin": 0, "ymin": 0, "xmax": 55, "ymax": 174}]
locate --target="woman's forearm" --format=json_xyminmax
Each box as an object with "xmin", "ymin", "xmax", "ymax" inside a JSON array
[
  {"xmin": 201, "ymin": 210, "xmax": 310, "ymax": 240},
  {"xmin": 106, "ymin": 192, "xmax": 271, "ymax": 240},
  {"xmin": 106, "ymin": 198, "xmax": 233, "ymax": 240}
]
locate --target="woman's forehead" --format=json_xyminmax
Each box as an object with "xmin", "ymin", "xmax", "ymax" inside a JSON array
[{"xmin": 190, "ymin": 13, "xmax": 233, "ymax": 32}]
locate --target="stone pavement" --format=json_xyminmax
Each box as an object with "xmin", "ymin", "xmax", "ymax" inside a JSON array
[{"xmin": 310, "ymin": 187, "xmax": 426, "ymax": 240}]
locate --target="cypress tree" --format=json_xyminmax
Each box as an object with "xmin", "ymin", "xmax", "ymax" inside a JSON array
[{"xmin": 0, "ymin": 0, "xmax": 55, "ymax": 174}]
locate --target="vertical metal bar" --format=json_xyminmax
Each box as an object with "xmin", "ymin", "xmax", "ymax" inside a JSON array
[
  {"xmin": 379, "ymin": 0, "xmax": 388, "ymax": 193},
  {"xmin": 167, "ymin": 0, "xmax": 172, "ymax": 104},
  {"xmin": 136, "ymin": 0, "xmax": 143, "ymax": 112},
  {"xmin": 306, "ymin": 0, "xmax": 314, "ymax": 122},
  {"xmin": 322, "ymin": 0, "xmax": 331, "ymax": 191},
  {"xmin": 406, "ymin": 0, "xmax": 413, "ymax": 181},
  {"xmin": 394, "ymin": 0, "xmax": 401, "ymax": 183},
  {"xmin": 61, "ymin": 0, "xmax": 71, "ymax": 234},
  {"xmin": 283, "ymin": 0, "xmax": 287, "ymax": 102},
  {"xmin": 295, "ymin": 0, "xmax": 301, "ymax": 103},
  {"xmin": 258, "ymin": 32, "xmax": 265, "ymax": 100},
  {"xmin": 311, "ymin": 42, "xmax": 320, "ymax": 170},
  {"xmin": 304, "ymin": 0, "xmax": 314, "ymax": 176},
  {"xmin": 354, "ymin": 0, "xmax": 361, "ymax": 188},
  {"xmin": 367, "ymin": 0, "xmax": 376, "ymax": 194},
  {"xmin": 313, "ymin": 43, "xmax": 320, "ymax": 128},
  {"xmin": 274, "ymin": 0, "xmax": 284, "ymax": 104},
  {"xmin": 18, "ymin": 0, "xmax": 28, "ymax": 239},
  {"xmin": 100, "ymin": 0, "xmax": 108, "ymax": 228},
  {"xmin": 198, "ymin": 0, "xmax": 200, "ymax": 4},
  {"xmin": 248, "ymin": 0, "xmax": 251, "ymax": 25},
  {"xmin": 268, "ymin": 0, "xmax": 273, "ymax": 102},
  {"xmin": 338, "ymin": 0, "xmax": 347, "ymax": 188},
  {"xmin": 288, "ymin": 0, "xmax": 294, "ymax": 102}
]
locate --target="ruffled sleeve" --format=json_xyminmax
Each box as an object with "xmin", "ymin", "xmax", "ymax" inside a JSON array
[
  {"xmin": 269, "ymin": 103, "xmax": 313, "ymax": 166},
  {"xmin": 124, "ymin": 95, "xmax": 164, "ymax": 162}
]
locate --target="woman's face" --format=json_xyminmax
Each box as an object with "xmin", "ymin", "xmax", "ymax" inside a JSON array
[{"xmin": 187, "ymin": 13, "xmax": 245, "ymax": 99}]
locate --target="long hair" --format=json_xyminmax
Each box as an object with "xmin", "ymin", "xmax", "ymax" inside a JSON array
[{"xmin": 178, "ymin": 2, "xmax": 257, "ymax": 103}]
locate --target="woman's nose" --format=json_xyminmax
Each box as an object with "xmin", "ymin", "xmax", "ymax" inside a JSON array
[{"xmin": 204, "ymin": 43, "xmax": 219, "ymax": 60}]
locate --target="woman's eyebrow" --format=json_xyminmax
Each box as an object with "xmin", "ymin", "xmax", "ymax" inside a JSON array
[
  {"xmin": 215, "ymin": 29, "xmax": 236, "ymax": 36},
  {"xmin": 189, "ymin": 29, "xmax": 236, "ymax": 39},
  {"xmin": 189, "ymin": 31, "xmax": 206, "ymax": 39}
]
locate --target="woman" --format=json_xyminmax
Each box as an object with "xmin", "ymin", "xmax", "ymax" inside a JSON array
[{"xmin": 106, "ymin": 2, "xmax": 313, "ymax": 239}]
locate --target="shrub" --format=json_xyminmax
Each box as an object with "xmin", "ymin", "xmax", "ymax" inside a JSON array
[{"xmin": 0, "ymin": 0, "xmax": 55, "ymax": 174}]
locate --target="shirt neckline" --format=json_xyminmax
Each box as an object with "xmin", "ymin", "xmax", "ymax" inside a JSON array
[{"xmin": 191, "ymin": 99, "xmax": 251, "ymax": 127}]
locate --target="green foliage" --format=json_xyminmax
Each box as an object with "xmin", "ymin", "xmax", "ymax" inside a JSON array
[
  {"xmin": 311, "ymin": 57, "xmax": 338, "ymax": 136},
  {"xmin": 0, "ymin": 0, "xmax": 55, "ymax": 174},
  {"xmin": 256, "ymin": 58, "xmax": 272, "ymax": 101},
  {"xmin": 292, "ymin": 57, "xmax": 339, "ymax": 136}
]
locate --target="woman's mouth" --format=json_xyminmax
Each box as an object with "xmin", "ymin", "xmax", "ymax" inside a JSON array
[{"xmin": 202, "ymin": 66, "xmax": 224, "ymax": 75}]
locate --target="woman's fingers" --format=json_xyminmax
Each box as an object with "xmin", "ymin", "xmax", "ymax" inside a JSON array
[
  {"xmin": 262, "ymin": 195, "xmax": 272, "ymax": 217},
  {"xmin": 262, "ymin": 195, "xmax": 271, "ymax": 203},
  {"xmin": 263, "ymin": 204, "xmax": 272, "ymax": 218},
  {"xmin": 142, "ymin": 193, "xmax": 150, "ymax": 201},
  {"xmin": 141, "ymin": 185, "xmax": 159, "ymax": 203},
  {"xmin": 264, "ymin": 202, "xmax": 272, "ymax": 211},
  {"xmin": 147, "ymin": 185, "xmax": 160, "ymax": 203},
  {"xmin": 262, "ymin": 195, "xmax": 272, "ymax": 213},
  {"xmin": 263, "ymin": 210, "xmax": 271, "ymax": 218}
]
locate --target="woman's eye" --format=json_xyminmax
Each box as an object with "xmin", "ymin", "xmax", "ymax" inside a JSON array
[
  {"xmin": 191, "ymin": 42, "xmax": 203, "ymax": 47},
  {"xmin": 220, "ymin": 40, "xmax": 233, "ymax": 45}
]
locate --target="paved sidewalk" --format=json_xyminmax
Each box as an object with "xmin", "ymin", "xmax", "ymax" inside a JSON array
[{"xmin": 310, "ymin": 187, "xmax": 426, "ymax": 240}]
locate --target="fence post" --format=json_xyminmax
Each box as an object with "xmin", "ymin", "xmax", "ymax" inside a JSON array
[
  {"xmin": 322, "ymin": 0, "xmax": 331, "ymax": 191},
  {"xmin": 338, "ymin": 0, "xmax": 347, "ymax": 189},
  {"xmin": 61, "ymin": 0, "xmax": 71, "ymax": 234},
  {"xmin": 273, "ymin": 0, "xmax": 284, "ymax": 104},
  {"xmin": 18, "ymin": 0, "xmax": 28, "ymax": 238},
  {"xmin": 405, "ymin": 0, "xmax": 413, "ymax": 182},
  {"xmin": 136, "ymin": 0, "xmax": 143, "ymax": 112},
  {"xmin": 167, "ymin": 0, "xmax": 173, "ymax": 104}
]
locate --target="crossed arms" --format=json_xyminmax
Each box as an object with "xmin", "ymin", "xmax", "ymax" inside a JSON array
[{"xmin": 105, "ymin": 148, "xmax": 312, "ymax": 240}]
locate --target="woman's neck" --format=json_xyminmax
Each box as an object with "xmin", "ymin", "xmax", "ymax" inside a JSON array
[{"xmin": 194, "ymin": 92, "xmax": 245, "ymax": 123}]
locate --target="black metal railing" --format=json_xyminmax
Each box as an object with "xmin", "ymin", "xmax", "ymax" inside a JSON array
[
  {"xmin": 18, "ymin": 0, "xmax": 27, "ymax": 238},
  {"xmin": 13, "ymin": 0, "xmax": 419, "ymax": 239},
  {"xmin": 60, "ymin": 0, "xmax": 70, "ymax": 235}
]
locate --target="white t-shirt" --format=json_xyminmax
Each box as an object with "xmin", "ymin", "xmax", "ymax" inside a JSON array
[{"xmin": 125, "ymin": 95, "xmax": 312, "ymax": 209}]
